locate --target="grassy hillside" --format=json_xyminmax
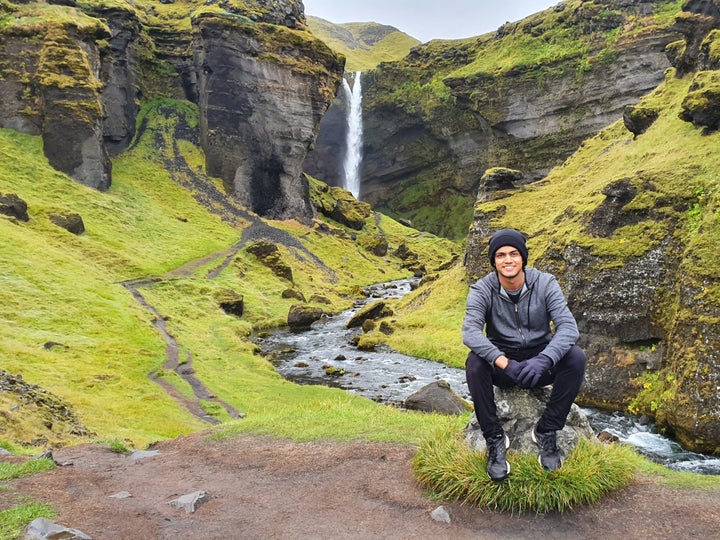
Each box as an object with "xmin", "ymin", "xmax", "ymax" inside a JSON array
[
  {"xmin": 0, "ymin": 98, "xmax": 461, "ymax": 452},
  {"xmin": 307, "ymin": 16, "xmax": 420, "ymax": 72}
]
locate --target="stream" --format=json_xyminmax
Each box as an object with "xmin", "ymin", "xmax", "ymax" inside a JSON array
[{"xmin": 258, "ymin": 278, "xmax": 720, "ymax": 475}]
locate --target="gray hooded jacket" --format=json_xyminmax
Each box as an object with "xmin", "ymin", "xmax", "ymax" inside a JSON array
[{"xmin": 461, "ymin": 267, "xmax": 579, "ymax": 366}]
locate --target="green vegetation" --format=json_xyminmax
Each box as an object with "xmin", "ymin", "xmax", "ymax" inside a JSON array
[
  {"xmin": 0, "ymin": 459, "xmax": 54, "ymax": 481},
  {"xmin": 0, "ymin": 458, "xmax": 56, "ymax": 538},
  {"xmin": 0, "ymin": 96, "xmax": 459, "ymax": 451},
  {"xmin": 0, "ymin": 503, "xmax": 55, "ymax": 540},
  {"xmin": 414, "ymin": 426, "xmax": 637, "ymax": 513},
  {"xmin": 307, "ymin": 16, "xmax": 420, "ymax": 72}
]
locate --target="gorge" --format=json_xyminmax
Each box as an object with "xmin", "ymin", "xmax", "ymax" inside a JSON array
[{"xmin": 3, "ymin": 0, "xmax": 720, "ymax": 468}]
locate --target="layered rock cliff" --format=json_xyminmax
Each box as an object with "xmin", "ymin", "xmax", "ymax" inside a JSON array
[
  {"xmin": 0, "ymin": 0, "xmax": 343, "ymax": 221},
  {"xmin": 306, "ymin": 0, "xmax": 683, "ymax": 238}
]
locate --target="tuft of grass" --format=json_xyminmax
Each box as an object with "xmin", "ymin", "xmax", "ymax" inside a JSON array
[
  {"xmin": 0, "ymin": 459, "xmax": 55, "ymax": 481},
  {"xmin": 105, "ymin": 438, "xmax": 132, "ymax": 454},
  {"xmin": 413, "ymin": 427, "xmax": 636, "ymax": 514}
]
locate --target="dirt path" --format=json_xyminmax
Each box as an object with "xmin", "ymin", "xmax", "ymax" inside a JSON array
[{"xmin": 6, "ymin": 432, "xmax": 720, "ymax": 540}]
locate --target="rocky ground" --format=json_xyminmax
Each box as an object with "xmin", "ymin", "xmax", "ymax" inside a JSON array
[{"xmin": 5, "ymin": 432, "xmax": 720, "ymax": 540}]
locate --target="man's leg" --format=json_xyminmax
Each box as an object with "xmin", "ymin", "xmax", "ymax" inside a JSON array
[
  {"xmin": 466, "ymin": 351, "xmax": 512, "ymax": 480},
  {"xmin": 465, "ymin": 351, "xmax": 504, "ymax": 439},
  {"xmin": 535, "ymin": 345, "xmax": 587, "ymax": 433}
]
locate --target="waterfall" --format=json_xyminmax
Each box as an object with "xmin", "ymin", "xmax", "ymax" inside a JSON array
[{"xmin": 341, "ymin": 72, "xmax": 363, "ymax": 199}]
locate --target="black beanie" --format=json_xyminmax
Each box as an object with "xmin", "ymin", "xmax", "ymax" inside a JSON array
[{"xmin": 488, "ymin": 229, "xmax": 528, "ymax": 268}]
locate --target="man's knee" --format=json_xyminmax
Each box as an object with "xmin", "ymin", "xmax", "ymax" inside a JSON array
[
  {"xmin": 466, "ymin": 351, "xmax": 492, "ymax": 378},
  {"xmin": 560, "ymin": 345, "xmax": 586, "ymax": 377}
]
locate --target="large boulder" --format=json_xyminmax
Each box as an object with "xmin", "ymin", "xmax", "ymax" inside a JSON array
[
  {"xmin": 404, "ymin": 381, "xmax": 472, "ymax": 415},
  {"xmin": 49, "ymin": 212, "xmax": 85, "ymax": 235},
  {"xmin": 346, "ymin": 300, "xmax": 393, "ymax": 329},
  {"xmin": 0, "ymin": 193, "xmax": 29, "ymax": 221},
  {"xmin": 465, "ymin": 387, "xmax": 595, "ymax": 456},
  {"xmin": 287, "ymin": 305, "xmax": 324, "ymax": 331}
]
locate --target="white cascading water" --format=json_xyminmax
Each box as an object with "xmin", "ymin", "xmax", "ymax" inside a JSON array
[{"xmin": 341, "ymin": 72, "xmax": 363, "ymax": 199}]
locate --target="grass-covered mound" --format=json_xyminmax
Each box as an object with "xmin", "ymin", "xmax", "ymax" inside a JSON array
[
  {"xmin": 306, "ymin": 16, "xmax": 420, "ymax": 72},
  {"xmin": 413, "ymin": 427, "xmax": 637, "ymax": 514}
]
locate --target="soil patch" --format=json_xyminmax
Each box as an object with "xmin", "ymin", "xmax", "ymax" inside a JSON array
[{"xmin": 4, "ymin": 433, "xmax": 720, "ymax": 539}]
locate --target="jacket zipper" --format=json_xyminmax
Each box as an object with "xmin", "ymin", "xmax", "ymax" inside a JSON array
[{"xmin": 514, "ymin": 303, "xmax": 527, "ymax": 348}]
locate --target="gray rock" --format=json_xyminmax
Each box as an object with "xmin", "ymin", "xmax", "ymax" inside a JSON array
[
  {"xmin": 128, "ymin": 449, "xmax": 160, "ymax": 461},
  {"xmin": 404, "ymin": 381, "xmax": 472, "ymax": 415},
  {"xmin": 24, "ymin": 517, "xmax": 91, "ymax": 539},
  {"xmin": 465, "ymin": 386, "xmax": 595, "ymax": 456},
  {"xmin": 287, "ymin": 305, "xmax": 324, "ymax": 331},
  {"xmin": 430, "ymin": 505, "xmax": 451, "ymax": 524},
  {"xmin": 168, "ymin": 490, "xmax": 208, "ymax": 514},
  {"xmin": 108, "ymin": 491, "xmax": 133, "ymax": 499},
  {"xmin": 0, "ymin": 193, "xmax": 29, "ymax": 221},
  {"xmin": 49, "ymin": 213, "xmax": 85, "ymax": 235}
]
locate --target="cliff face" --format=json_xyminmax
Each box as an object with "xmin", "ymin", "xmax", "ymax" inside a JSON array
[
  {"xmin": 464, "ymin": 0, "xmax": 720, "ymax": 453},
  {"xmin": 193, "ymin": 12, "xmax": 342, "ymax": 221},
  {"xmin": 306, "ymin": 0, "xmax": 682, "ymax": 238},
  {"xmin": 0, "ymin": 0, "xmax": 343, "ymax": 221},
  {"xmin": 0, "ymin": 8, "xmax": 112, "ymax": 190}
]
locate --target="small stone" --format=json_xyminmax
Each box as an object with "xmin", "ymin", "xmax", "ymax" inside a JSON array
[
  {"xmin": 24, "ymin": 517, "xmax": 91, "ymax": 539},
  {"xmin": 168, "ymin": 490, "xmax": 208, "ymax": 513},
  {"xmin": 128, "ymin": 450, "xmax": 160, "ymax": 461},
  {"xmin": 109, "ymin": 491, "xmax": 133, "ymax": 499},
  {"xmin": 430, "ymin": 505, "xmax": 451, "ymax": 524}
]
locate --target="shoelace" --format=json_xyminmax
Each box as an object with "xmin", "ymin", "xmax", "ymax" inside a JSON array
[{"xmin": 538, "ymin": 434, "xmax": 557, "ymax": 453}]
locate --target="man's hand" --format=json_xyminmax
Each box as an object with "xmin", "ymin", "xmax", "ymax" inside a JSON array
[
  {"xmin": 517, "ymin": 355, "xmax": 552, "ymax": 388},
  {"xmin": 503, "ymin": 359, "xmax": 523, "ymax": 383}
]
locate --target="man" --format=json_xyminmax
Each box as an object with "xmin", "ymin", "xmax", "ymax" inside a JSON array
[{"xmin": 462, "ymin": 229, "xmax": 586, "ymax": 481}]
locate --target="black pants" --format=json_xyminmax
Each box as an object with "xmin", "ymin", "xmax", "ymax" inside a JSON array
[{"xmin": 465, "ymin": 344, "xmax": 587, "ymax": 440}]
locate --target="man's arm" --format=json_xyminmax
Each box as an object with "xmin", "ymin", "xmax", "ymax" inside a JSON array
[
  {"xmin": 539, "ymin": 275, "xmax": 579, "ymax": 364},
  {"xmin": 462, "ymin": 280, "xmax": 504, "ymax": 365}
]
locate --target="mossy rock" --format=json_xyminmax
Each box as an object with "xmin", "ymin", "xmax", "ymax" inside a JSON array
[
  {"xmin": 287, "ymin": 304, "xmax": 324, "ymax": 331},
  {"xmin": 282, "ymin": 288, "xmax": 306, "ymax": 302},
  {"xmin": 623, "ymin": 105, "xmax": 659, "ymax": 137},
  {"xmin": 0, "ymin": 193, "xmax": 30, "ymax": 222},
  {"xmin": 357, "ymin": 234, "xmax": 388, "ymax": 256},
  {"xmin": 309, "ymin": 178, "xmax": 372, "ymax": 230},
  {"xmin": 245, "ymin": 240, "xmax": 293, "ymax": 282},
  {"xmin": 679, "ymin": 71, "xmax": 720, "ymax": 131},
  {"xmin": 216, "ymin": 289, "xmax": 244, "ymax": 317},
  {"xmin": 49, "ymin": 212, "xmax": 85, "ymax": 235},
  {"xmin": 346, "ymin": 300, "xmax": 393, "ymax": 328}
]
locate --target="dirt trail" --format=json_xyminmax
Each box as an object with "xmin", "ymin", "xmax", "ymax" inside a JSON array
[{"xmin": 5, "ymin": 432, "xmax": 720, "ymax": 540}]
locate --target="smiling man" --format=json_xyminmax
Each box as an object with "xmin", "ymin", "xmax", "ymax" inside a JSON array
[{"xmin": 461, "ymin": 229, "xmax": 586, "ymax": 481}]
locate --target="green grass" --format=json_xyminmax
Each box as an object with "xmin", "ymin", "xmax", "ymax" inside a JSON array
[
  {"xmin": 413, "ymin": 427, "xmax": 637, "ymax": 514},
  {"xmin": 0, "ymin": 461, "xmax": 54, "ymax": 537},
  {"xmin": 0, "ymin": 459, "xmax": 54, "ymax": 481},
  {"xmin": 307, "ymin": 16, "xmax": 420, "ymax": 72},
  {"xmin": 214, "ymin": 395, "xmax": 468, "ymax": 445},
  {"xmin": 0, "ymin": 503, "xmax": 55, "ymax": 540}
]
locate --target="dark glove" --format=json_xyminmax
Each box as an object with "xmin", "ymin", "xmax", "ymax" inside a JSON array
[
  {"xmin": 503, "ymin": 359, "xmax": 523, "ymax": 384},
  {"xmin": 517, "ymin": 355, "xmax": 553, "ymax": 388}
]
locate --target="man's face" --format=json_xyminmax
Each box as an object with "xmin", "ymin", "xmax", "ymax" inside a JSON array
[{"xmin": 494, "ymin": 245, "xmax": 523, "ymax": 280}]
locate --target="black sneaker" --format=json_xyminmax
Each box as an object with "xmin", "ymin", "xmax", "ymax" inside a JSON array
[
  {"xmin": 532, "ymin": 427, "xmax": 562, "ymax": 471},
  {"xmin": 485, "ymin": 433, "xmax": 510, "ymax": 481}
]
